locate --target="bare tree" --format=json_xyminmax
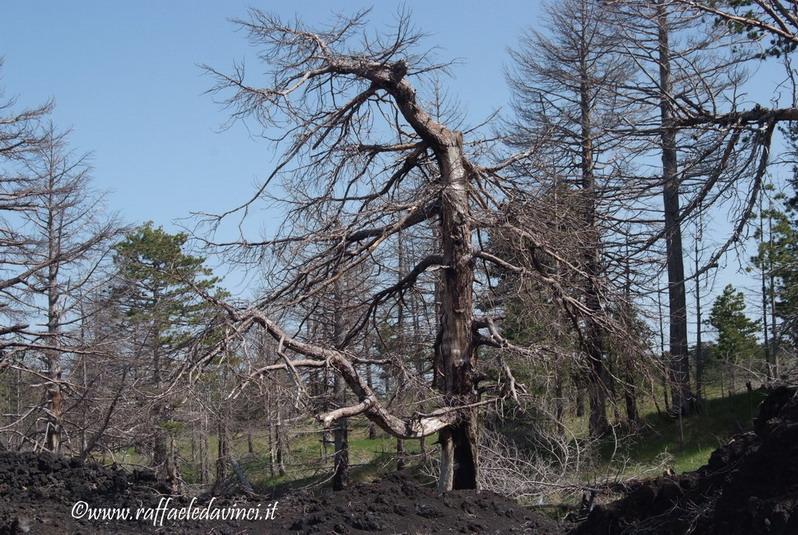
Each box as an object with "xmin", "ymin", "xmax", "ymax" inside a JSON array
[
  {"xmin": 609, "ymin": 0, "xmax": 765, "ymax": 415},
  {"xmin": 504, "ymin": 0, "xmax": 639, "ymax": 437},
  {"xmin": 0, "ymin": 62, "xmax": 53, "ymax": 352},
  {"xmin": 17, "ymin": 124, "xmax": 119, "ymax": 452},
  {"xmin": 191, "ymin": 9, "xmax": 618, "ymax": 491}
]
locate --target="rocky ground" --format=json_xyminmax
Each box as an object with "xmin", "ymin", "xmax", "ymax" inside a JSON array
[
  {"xmin": 575, "ymin": 385, "xmax": 798, "ymax": 535},
  {"xmin": 0, "ymin": 386, "xmax": 796, "ymax": 534},
  {"xmin": 0, "ymin": 453, "xmax": 560, "ymax": 534}
]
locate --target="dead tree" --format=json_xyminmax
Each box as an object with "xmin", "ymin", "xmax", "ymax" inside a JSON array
[
  {"xmin": 609, "ymin": 0, "xmax": 773, "ymax": 416},
  {"xmin": 0, "ymin": 64, "xmax": 53, "ymax": 355},
  {"xmin": 0, "ymin": 76, "xmax": 120, "ymax": 451},
  {"xmin": 505, "ymin": 0, "xmax": 639, "ymax": 437},
  {"xmin": 189, "ymin": 9, "xmax": 599, "ymax": 491},
  {"xmin": 656, "ymin": 0, "xmax": 694, "ymax": 416},
  {"xmin": 19, "ymin": 124, "xmax": 118, "ymax": 452}
]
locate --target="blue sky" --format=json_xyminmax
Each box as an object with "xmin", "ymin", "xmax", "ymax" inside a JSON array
[
  {"xmin": 0, "ymin": 2, "xmax": 784, "ymax": 342},
  {"xmin": 0, "ymin": 1, "xmax": 537, "ymax": 233}
]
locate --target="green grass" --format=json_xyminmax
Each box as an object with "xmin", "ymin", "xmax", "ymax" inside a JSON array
[
  {"xmin": 598, "ymin": 386, "xmax": 767, "ymax": 477},
  {"xmin": 164, "ymin": 420, "xmax": 428, "ymax": 493},
  {"xmin": 108, "ymin": 375, "xmax": 769, "ymax": 493}
]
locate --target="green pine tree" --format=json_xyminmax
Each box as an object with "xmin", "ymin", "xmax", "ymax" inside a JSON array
[
  {"xmin": 708, "ymin": 284, "xmax": 760, "ymax": 393},
  {"xmin": 112, "ymin": 222, "xmax": 222, "ymax": 492}
]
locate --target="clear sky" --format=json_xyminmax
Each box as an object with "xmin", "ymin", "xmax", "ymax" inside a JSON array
[
  {"xmin": 0, "ymin": 1, "xmax": 782, "ymax": 342},
  {"xmin": 0, "ymin": 1, "xmax": 538, "ymax": 234}
]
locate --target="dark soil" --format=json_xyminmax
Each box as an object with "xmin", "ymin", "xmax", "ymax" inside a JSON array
[
  {"xmin": 4, "ymin": 386, "xmax": 796, "ymax": 534},
  {"xmin": 574, "ymin": 385, "xmax": 798, "ymax": 535},
  {"xmin": 273, "ymin": 472, "xmax": 561, "ymax": 534},
  {"xmin": 0, "ymin": 453, "xmax": 561, "ymax": 534}
]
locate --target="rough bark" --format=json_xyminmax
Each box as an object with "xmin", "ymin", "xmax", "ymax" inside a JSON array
[
  {"xmin": 327, "ymin": 58, "xmax": 481, "ymax": 488},
  {"xmin": 205, "ymin": 24, "xmax": 488, "ymax": 491},
  {"xmin": 332, "ymin": 286, "xmax": 350, "ymax": 491},
  {"xmin": 44, "ymin": 186, "xmax": 62, "ymax": 453},
  {"xmin": 433, "ymin": 133, "xmax": 479, "ymax": 491},
  {"xmin": 44, "ymin": 258, "xmax": 62, "ymax": 452}
]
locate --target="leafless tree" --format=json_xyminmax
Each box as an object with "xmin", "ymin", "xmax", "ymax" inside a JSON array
[
  {"xmin": 504, "ymin": 0, "xmax": 642, "ymax": 437},
  {"xmin": 608, "ymin": 0, "xmax": 770, "ymax": 415},
  {"xmin": 189, "ymin": 8, "xmax": 632, "ymax": 491},
  {"xmin": 0, "ymin": 62, "xmax": 53, "ymax": 352},
  {"xmin": 16, "ymin": 124, "xmax": 119, "ymax": 452}
]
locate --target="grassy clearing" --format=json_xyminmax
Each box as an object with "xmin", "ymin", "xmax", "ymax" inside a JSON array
[
  {"xmin": 170, "ymin": 421, "xmax": 427, "ymax": 492},
  {"xmin": 598, "ymin": 386, "xmax": 766, "ymax": 477},
  {"xmin": 113, "ymin": 378, "xmax": 767, "ymax": 493}
]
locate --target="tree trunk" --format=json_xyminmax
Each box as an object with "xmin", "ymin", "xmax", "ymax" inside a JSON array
[
  {"xmin": 365, "ymin": 362, "xmax": 377, "ymax": 439},
  {"xmin": 266, "ymin": 393, "xmax": 275, "ymax": 478},
  {"xmin": 657, "ymin": 0, "xmax": 693, "ymax": 417},
  {"xmin": 45, "ymin": 233, "xmax": 62, "ymax": 453},
  {"xmin": 768, "ymin": 208, "xmax": 780, "ymax": 377},
  {"xmin": 624, "ymin": 368, "xmax": 639, "ymax": 424},
  {"xmin": 696, "ymin": 306, "xmax": 705, "ymax": 402},
  {"xmin": 216, "ymin": 411, "xmax": 229, "ymax": 483},
  {"xmin": 396, "ymin": 439, "xmax": 406, "ymax": 471},
  {"xmin": 578, "ymin": 34, "xmax": 609, "ymax": 438},
  {"xmin": 166, "ymin": 432, "xmax": 180, "ymax": 494},
  {"xmin": 276, "ymin": 408, "xmax": 286, "ymax": 477},
  {"xmin": 332, "ymin": 374, "xmax": 349, "ymax": 490},
  {"xmin": 200, "ymin": 413, "xmax": 210, "ymax": 484},
  {"xmin": 575, "ymin": 380, "xmax": 585, "ymax": 418},
  {"xmin": 662, "ymin": 363, "xmax": 671, "ymax": 413},
  {"xmin": 758, "ymin": 199, "xmax": 772, "ymax": 382},
  {"xmin": 434, "ymin": 133, "xmax": 479, "ymax": 492},
  {"xmin": 587, "ymin": 362, "xmax": 608, "ymax": 437},
  {"xmin": 332, "ymin": 287, "xmax": 350, "ymax": 491},
  {"xmin": 151, "ymin": 403, "xmax": 180, "ymax": 493}
]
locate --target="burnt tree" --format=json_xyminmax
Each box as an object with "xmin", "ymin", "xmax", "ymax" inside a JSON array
[{"xmin": 196, "ymin": 10, "xmax": 626, "ymax": 491}]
